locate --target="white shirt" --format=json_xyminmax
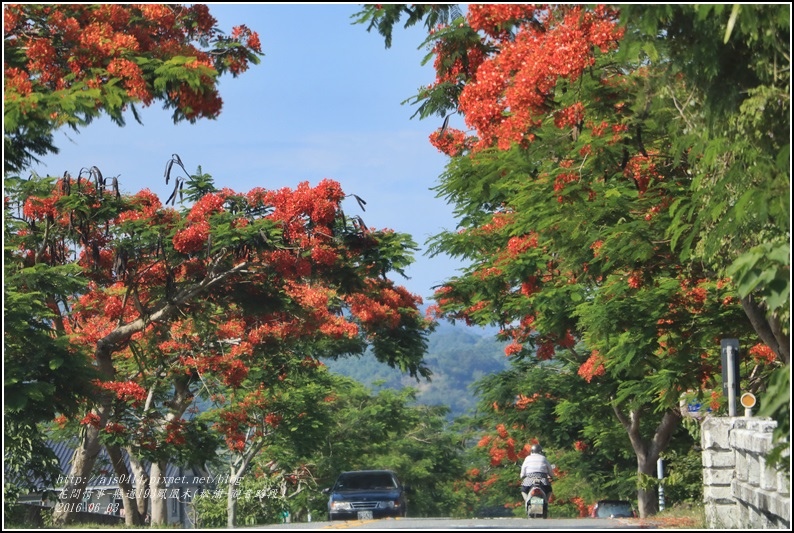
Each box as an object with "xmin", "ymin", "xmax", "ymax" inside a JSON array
[{"xmin": 520, "ymin": 453, "xmax": 553, "ymax": 479}]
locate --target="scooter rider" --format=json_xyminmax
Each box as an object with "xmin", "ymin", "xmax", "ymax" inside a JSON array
[{"xmin": 520, "ymin": 443, "xmax": 553, "ymax": 499}]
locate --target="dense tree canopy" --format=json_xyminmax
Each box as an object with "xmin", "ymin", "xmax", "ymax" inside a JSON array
[
  {"xmin": 4, "ymin": 160, "xmax": 433, "ymax": 525},
  {"xmin": 3, "ymin": 3, "xmax": 263, "ymax": 172},
  {"xmin": 3, "ymin": 3, "xmax": 265, "ymax": 518},
  {"xmin": 3, "ymin": 254, "xmax": 98, "ymax": 510},
  {"xmin": 355, "ymin": 3, "xmax": 789, "ymax": 516},
  {"xmin": 4, "ymin": 3, "xmax": 789, "ymax": 525},
  {"xmin": 193, "ymin": 373, "xmax": 471, "ymax": 525}
]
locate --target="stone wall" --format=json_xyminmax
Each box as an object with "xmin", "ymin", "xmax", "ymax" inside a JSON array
[{"xmin": 702, "ymin": 416, "xmax": 790, "ymax": 529}]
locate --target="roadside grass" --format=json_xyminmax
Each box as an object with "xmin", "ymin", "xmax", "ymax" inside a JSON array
[
  {"xmin": 635, "ymin": 502, "xmax": 706, "ymax": 529},
  {"xmin": 3, "ymin": 507, "xmax": 181, "ymax": 530},
  {"xmin": 5, "ymin": 520, "xmax": 182, "ymax": 530}
]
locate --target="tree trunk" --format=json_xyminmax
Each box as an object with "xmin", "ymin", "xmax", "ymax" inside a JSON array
[
  {"xmin": 126, "ymin": 449, "xmax": 150, "ymax": 519},
  {"xmin": 52, "ymin": 335, "xmax": 120, "ymax": 525},
  {"xmin": 226, "ymin": 439, "xmax": 265, "ymax": 527},
  {"xmin": 51, "ymin": 426, "xmax": 101, "ymax": 525},
  {"xmin": 227, "ymin": 466, "xmax": 239, "ymax": 529},
  {"xmin": 741, "ymin": 295, "xmax": 790, "ymax": 364},
  {"xmin": 52, "ymin": 255, "xmax": 246, "ymax": 525},
  {"xmin": 145, "ymin": 375, "xmax": 194, "ymax": 525},
  {"xmin": 106, "ymin": 444, "xmax": 143, "ymax": 526},
  {"xmin": 636, "ymin": 451, "xmax": 660, "ymax": 518},
  {"xmin": 149, "ymin": 460, "xmax": 169, "ymax": 526},
  {"xmin": 612, "ymin": 403, "xmax": 682, "ymax": 518}
]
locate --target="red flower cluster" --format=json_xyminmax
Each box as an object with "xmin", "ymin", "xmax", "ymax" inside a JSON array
[
  {"xmin": 165, "ymin": 420, "xmax": 186, "ymax": 446},
  {"xmin": 429, "ymin": 128, "xmax": 470, "ymax": 157},
  {"xmin": 578, "ymin": 350, "xmax": 606, "ymax": 383},
  {"xmin": 187, "ymin": 192, "xmax": 227, "ymax": 223},
  {"xmin": 554, "ymin": 102, "xmax": 586, "ymax": 129},
  {"xmin": 346, "ymin": 293, "xmax": 399, "ymax": 328},
  {"xmin": 173, "ymin": 220, "xmax": 210, "ymax": 254},
  {"xmin": 520, "ymin": 277, "xmax": 539, "ymax": 297},
  {"xmin": 627, "ymin": 271, "xmax": 643, "ymax": 289},
  {"xmin": 504, "ymin": 341, "xmax": 523, "ymax": 357},
  {"xmin": 506, "ymin": 233, "xmax": 539, "ymax": 257},
  {"xmin": 217, "ymin": 409, "xmax": 250, "ymax": 452},
  {"xmin": 263, "ymin": 179, "xmax": 345, "ymax": 244},
  {"xmin": 4, "ymin": 3, "xmax": 259, "ymax": 122},
  {"xmin": 749, "ymin": 343, "xmax": 777, "ymax": 365},
  {"xmin": 217, "ymin": 318, "xmax": 246, "ymax": 340},
  {"xmin": 468, "ymin": 4, "xmax": 537, "ymax": 39},
  {"xmin": 451, "ymin": 5, "xmax": 624, "ymax": 151},
  {"xmin": 104, "ymin": 422, "xmax": 127, "ymax": 435},
  {"xmin": 226, "ymin": 25, "xmax": 261, "ymax": 74},
  {"xmin": 709, "ymin": 390, "xmax": 722, "ymax": 411},
  {"xmin": 514, "ymin": 392, "xmax": 550, "ymax": 410},
  {"xmin": 569, "ymin": 496, "xmax": 589, "ymax": 517},
  {"xmin": 22, "ymin": 192, "xmax": 61, "ymax": 221},
  {"xmin": 484, "ymin": 424, "xmax": 523, "ymax": 466},
  {"xmin": 536, "ymin": 339, "xmax": 556, "ymax": 360},
  {"xmin": 673, "ymin": 278, "xmax": 709, "ymax": 315},
  {"xmin": 4, "ymin": 67, "xmax": 32, "ymax": 95},
  {"xmin": 80, "ymin": 413, "xmax": 102, "ymax": 428},
  {"xmin": 623, "ymin": 152, "xmax": 664, "ymax": 195},
  {"xmin": 93, "ymin": 380, "xmax": 148, "ymax": 404},
  {"xmin": 264, "ymin": 413, "xmax": 283, "ymax": 427}
]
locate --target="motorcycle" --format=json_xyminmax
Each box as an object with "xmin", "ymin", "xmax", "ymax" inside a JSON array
[{"xmin": 523, "ymin": 482, "xmax": 549, "ymax": 519}]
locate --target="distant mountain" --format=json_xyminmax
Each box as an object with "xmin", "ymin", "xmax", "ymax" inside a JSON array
[{"xmin": 322, "ymin": 320, "xmax": 509, "ymax": 419}]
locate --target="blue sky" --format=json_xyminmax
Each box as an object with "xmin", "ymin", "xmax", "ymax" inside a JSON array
[{"xmin": 33, "ymin": 3, "xmax": 465, "ymax": 304}]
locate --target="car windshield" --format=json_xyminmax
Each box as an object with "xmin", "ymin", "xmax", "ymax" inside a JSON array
[
  {"xmin": 595, "ymin": 501, "xmax": 633, "ymax": 517},
  {"xmin": 335, "ymin": 472, "xmax": 396, "ymax": 490}
]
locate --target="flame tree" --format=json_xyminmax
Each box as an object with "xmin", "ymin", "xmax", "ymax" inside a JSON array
[
  {"xmin": 4, "ymin": 4, "xmax": 255, "ymax": 523},
  {"xmin": 5, "ymin": 159, "xmax": 433, "ymax": 525},
  {"xmin": 356, "ymin": 3, "xmax": 788, "ymax": 516},
  {"xmin": 3, "ymin": 3, "xmax": 262, "ymax": 173}
]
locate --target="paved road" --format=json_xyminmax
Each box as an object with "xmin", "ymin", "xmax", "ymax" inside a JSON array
[{"xmin": 252, "ymin": 516, "xmax": 649, "ymax": 529}]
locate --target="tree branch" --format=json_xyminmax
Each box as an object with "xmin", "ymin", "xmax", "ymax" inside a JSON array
[{"xmin": 741, "ymin": 295, "xmax": 789, "ymax": 364}]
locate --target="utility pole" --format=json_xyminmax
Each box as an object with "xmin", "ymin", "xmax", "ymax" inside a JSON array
[{"xmin": 721, "ymin": 339, "xmax": 740, "ymax": 416}]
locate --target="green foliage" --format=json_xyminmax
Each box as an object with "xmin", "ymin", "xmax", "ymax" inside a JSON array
[
  {"xmin": 180, "ymin": 164, "xmax": 220, "ymax": 204},
  {"xmin": 360, "ymin": 5, "xmax": 787, "ymax": 517},
  {"xmin": 625, "ymin": 4, "xmax": 790, "ymax": 335},
  {"xmin": 2, "ymin": 420, "xmax": 62, "ymax": 513},
  {"xmin": 309, "ymin": 376, "xmax": 469, "ymax": 519},
  {"xmin": 622, "ymin": 5, "xmax": 790, "ymax": 464},
  {"xmin": 352, "ymin": 4, "xmax": 463, "ymax": 50},
  {"xmin": 757, "ymin": 366, "xmax": 791, "ymax": 473},
  {"xmin": 727, "ymin": 241, "xmax": 790, "ymax": 316},
  {"xmin": 470, "ymin": 357, "xmax": 638, "ymax": 507},
  {"xmin": 195, "ymin": 372, "xmax": 471, "ymax": 525},
  {"xmin": 192, "ymin": 472, "xmax": 290, "ymax": 528},
  {"xmin": 659, "ymin": 447, "xmax": 705, "ymax": 505},
  {"xmin": 4, "ymin": 191, "xmax": 99, "ymax": 506}
]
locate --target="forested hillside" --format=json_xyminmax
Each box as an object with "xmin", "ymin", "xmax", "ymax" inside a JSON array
[{"xmin": 322, "ymin": 321, "xmax": 509, "ymax": 419}]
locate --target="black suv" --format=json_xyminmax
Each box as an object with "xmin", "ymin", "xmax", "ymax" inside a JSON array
[{"xmin": 323, "ymin": 470, "xmax": 409, "ymax": 521}]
